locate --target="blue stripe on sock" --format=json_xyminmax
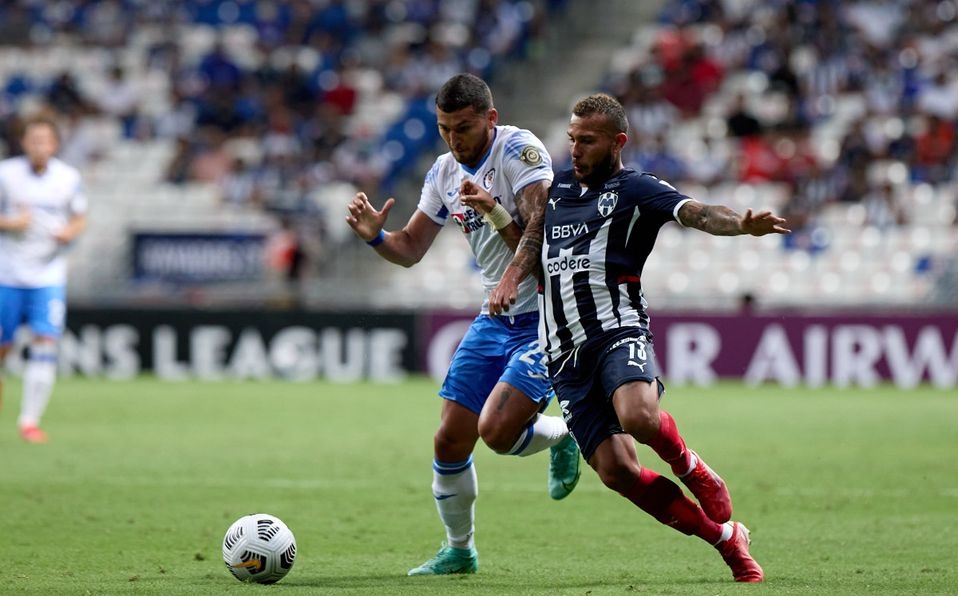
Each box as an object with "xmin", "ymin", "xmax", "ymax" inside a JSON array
[
  {"xmin": 433, "ymin": 455, "xmax": 474, "ymax": 475},
  {"xmin": 29, "ymin": 354, "xmax": 58, "ymax": 363},
  {"xmin": 509, "ymin": 425, "xmax": 534, "ymax": 455}
]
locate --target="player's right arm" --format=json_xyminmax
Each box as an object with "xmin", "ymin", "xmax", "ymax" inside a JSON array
[
  {"xmin": 0, "ymin": 174, "xmax": 30, "ymax": 232},
  {"xmin": 0, "ymin": 208, "xmax": 31, "ymax": 232},
  {"xmin": 346, "ymin": 192, "xmax": 441, "ymax": 267}
]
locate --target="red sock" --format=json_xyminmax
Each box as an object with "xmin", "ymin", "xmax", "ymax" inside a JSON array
[
  {"xmin": 620, "ymin": 467, "xmax": 723, "ymax": 544},
  {"xmin": 645, "ymin": 410, "xmax": 692, "ymax": 476}
]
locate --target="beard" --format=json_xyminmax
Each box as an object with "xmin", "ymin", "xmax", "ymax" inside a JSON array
[
  {"xmin": 453, "ymin": 148, "xmax": 481, "ymax": 168},
  {"xmin": 575, "ymin": 152, "xmax": 618, "ymax": 187}
]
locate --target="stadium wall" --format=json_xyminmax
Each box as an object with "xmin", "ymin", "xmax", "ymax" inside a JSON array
[{"xmin": 7, "ymin": 308, "xmax": 956, "ymax": 389}]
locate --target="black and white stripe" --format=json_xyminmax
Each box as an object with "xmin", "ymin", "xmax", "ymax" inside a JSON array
[{"xmin": 539, "ymin": 168, "xmax": 690, "ymax": 362}]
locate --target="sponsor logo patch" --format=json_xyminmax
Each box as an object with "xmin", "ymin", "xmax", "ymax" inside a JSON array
[
  {"xmin": 545, "ymin": 254, "xmax": 591, "ymax": 275},
  {"xmin": 519, "ymin": 145, "xmax": 543, "ymax": 166},
  {"xmin": 550, "ymin": 222, "xmax": 588, "ymax": 239},
  {"xmin": 483, "ymin": 168, "xmax": 496, "ymax": 189},
  {"xmin": 451, "ymin": 211, "xmax": 485, "ymax": 234},
  {"xmin": 598, "ymin": 191, "xmax": 618, "ymax": 217}
]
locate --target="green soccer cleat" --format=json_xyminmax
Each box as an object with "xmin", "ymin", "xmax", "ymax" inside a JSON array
[
  {"xmin": 407, "ymin": 544, "xmax": 478, "ymax": 576},
  {"xmin": 548, "ymin": 434, "xmax": 581, "ymax": 500}
]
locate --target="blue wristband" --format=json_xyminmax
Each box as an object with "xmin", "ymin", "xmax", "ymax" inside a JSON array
[{"xmin": 366, "ymin": 229, "xmax": 386, "ymax": 246}]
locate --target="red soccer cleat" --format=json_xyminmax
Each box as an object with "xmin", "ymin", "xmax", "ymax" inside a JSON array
[
  {"xmin": 680, "ymin": 450, "xmax": 732, "ymax": 523},
  {"xmin": 19, "ymin": 425, "xmax": 48, "ymax": 444},
  {"xmin": 716, "ymin": 522, "xmax": 764, "ymax": 582}
]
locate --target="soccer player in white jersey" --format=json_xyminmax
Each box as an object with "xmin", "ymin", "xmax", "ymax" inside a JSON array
[
  {"xmin": 532, "ymin": 94, "xmax": 789, "ymax": 582},
  {"xmin": 346, "ymin": 73, "xmax": 580, "ymax": 576},
  {"xmin": 0, "ymin": 116, "xmax": 88, "ymax": 444}
]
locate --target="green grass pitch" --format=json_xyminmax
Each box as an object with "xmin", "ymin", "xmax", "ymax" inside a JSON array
[{"xmin": 0, "ymin": 376, "xmax": 955, "ymax": 595}]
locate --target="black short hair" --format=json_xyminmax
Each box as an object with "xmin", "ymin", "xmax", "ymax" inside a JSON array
[
  {"xmin": 572, "ymin": 93, "xmax": 629, "ymax": 135},
  {"xmin": 436, "ymin": 73, "xmax": 493, "ymax": 113}
]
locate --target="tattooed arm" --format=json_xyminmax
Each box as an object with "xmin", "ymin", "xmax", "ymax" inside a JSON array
[
  {"xmin": 678, "ymin": 200, "xmax": 791, "ymax": 237},
  {"xmin": 488, "ymin": 179, "xmax": 550, "ymax": 316}
]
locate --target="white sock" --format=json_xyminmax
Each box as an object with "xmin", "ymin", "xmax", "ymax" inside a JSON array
[
  {"xmin": 432, "ymin": 457, "xmax": 478, "ymax": 549},
  {"xmin": 18, "ymin": 344, "xmax": 57, "ymax": 428},
  {"xmin": 714, "ymin": 522, "xmax": 734, "ymax": 545},
  {"xmin": 506, "ymin": 414, "xmax": 568, "ymax": 456},
  {"xmin": 678, "ymin": 452, "xmax": 698, "ymax": 477}
]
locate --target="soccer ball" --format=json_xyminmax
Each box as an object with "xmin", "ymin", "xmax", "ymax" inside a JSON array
[{"xmin": 222, "ymin": 513, "xmax": 297, "ymax": 584}]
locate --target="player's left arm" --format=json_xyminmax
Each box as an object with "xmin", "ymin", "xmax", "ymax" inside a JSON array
[
  {"xmin": 459, "ymin": 179, "xmax": 523, "ymax": 251},
  {"xmin": 678, "ymin": 200, "xmax": 791, "ymax": 237},
  {"xmin": 488, "ymin": 178, "xmax": 549, "ymax": 315},
  {"xmin": 53, "ymin": 213, "xmax": 87, "ymax": 244}
]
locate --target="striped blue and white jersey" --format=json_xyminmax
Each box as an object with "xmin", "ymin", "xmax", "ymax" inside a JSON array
[
  {"xmin": 539, "ymin": 168, "xmax": 691, "ymax": 362},
  {"xmin": 0, "ymin": 156, "xmax": 86, "ymax": 288},
  {"xmin": 418, "ymin": 125, "xmax": 553, "ymax": 316}
]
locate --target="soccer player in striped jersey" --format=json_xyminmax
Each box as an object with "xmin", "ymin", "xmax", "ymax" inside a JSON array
[
  {"xmin": 0, "ymin": 115, "xmax": 88, "ymax": 443},
  {"xmin": 346, "ymin": 73, "xmax": 580, "ymax": 576},
  {"xmin": 537, "ymin": 94, "xmax": 790, "ymax": 582}
]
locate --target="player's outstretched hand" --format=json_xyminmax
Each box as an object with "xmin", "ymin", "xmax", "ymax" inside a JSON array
[
  {"xmin": 346, "ymin": 192, "xmax": 394, "ymax": 242},
  {"xmin": 742, "ymin": 209, "xmax": 791, "ymax": 236}
]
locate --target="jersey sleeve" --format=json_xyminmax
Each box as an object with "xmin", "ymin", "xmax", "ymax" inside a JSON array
[
  {"xmin": 416, "ymin": 158, "xmax": 450, "ymax": 225},
  {"xmin": 500, "ymin": 129, "xmax": 553, "ymax": 196},
  {"xmin": 635, "ymin": 173, "xmax": 692, "ymax": 225}
]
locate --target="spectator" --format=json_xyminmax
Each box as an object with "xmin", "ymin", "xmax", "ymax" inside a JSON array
[
  {"xmin": 219, "ymin": 157, "xmax": 263, "ymax": 209},
  {"xmin": 683, "ymin": 136, "xmax": 731, "ymax": 186},
  {"xmin": 862, "ymin": 181, "xmax": 908, "ymax": 229},
  {"xmin": 624, "ymin": 82, "xmax": 679, "ymax": 139},
  {"xmin": 46, "ymin": 72, "xmax": 89, "ymax": 117},
  {"xmin": 661, "ymin": 54, "xmax": 709, "ymax": 117},
  {"xmin": 725, "ymin": 93, "xmax": 762, "ymax": 138},
  {"xmin": 164, "ymin": 136, "xmax": 194, "ymax": 185},
  {"xmin": 910, "ymin": 114, "xmax": 955, "ymax": 184},
  {"xmin": 95, "ymin": 66, "xmax": 142, "ymax": 139},
  {"xmin": 625, "ymin": 132, "xmax": 687, "ymax": 182},
  {"xmin": 198, "ymin": 40, "xmax": 242, "ymax": 93}
]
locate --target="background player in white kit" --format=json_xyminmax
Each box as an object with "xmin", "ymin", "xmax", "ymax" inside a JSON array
[
  {"xmin": 0, "ymin": 115, "xmax": 88, "ymax": 443},
  {"xmin": 346, "ymin": 73, "xmax": 580, "ymax": 576}
]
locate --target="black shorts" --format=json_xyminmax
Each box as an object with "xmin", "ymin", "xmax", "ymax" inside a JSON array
[{"xmin": 548, "ymin": 328, "xmax": 665, "ymax": 461}]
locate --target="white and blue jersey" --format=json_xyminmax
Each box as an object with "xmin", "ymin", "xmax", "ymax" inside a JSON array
[
  {"xmin": 418, "ymin": 124, "xmax": 553, "ymax": 317},
  {"xmin": 0, "ymin": 155, "xmax": 86, "ymax": 344},
  {"xmin": 0, "ymin": 156, "xmax": 86, "ymax": 288},
  {"xmin": 539, "ymin": 168, "xmax": 691, "ymax": 363},
  {"xmin": 417, "ymin": 125, "xmax": 554, "ymax": 412}
]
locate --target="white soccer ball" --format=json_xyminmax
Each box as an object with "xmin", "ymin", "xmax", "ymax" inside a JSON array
[{"xmin": 222, "ymin": 513, "xmax": 297, "ymax": 584}]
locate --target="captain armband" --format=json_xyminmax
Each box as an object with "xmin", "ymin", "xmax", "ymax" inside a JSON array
[{"xmin": 484, "ymin": 203, "xmax": 513, "ymax": 231}]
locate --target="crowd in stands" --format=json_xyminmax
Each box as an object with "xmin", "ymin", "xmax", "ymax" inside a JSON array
[
  {"xmin": 601, "ymin": 0, "xmax": 958, "ymax": 251},
  {"xmin": 3, "ymin": 0, "xmax": 956, "ymax": 306},
  {"xmin": 0, "ymin": 0, "xmax": 567, "ymax": 281}
]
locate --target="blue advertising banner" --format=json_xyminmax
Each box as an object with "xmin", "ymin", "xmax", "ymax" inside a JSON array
[{"xmin": 131, "ymin": 232, "xmax": 267, "ymax": 283}]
